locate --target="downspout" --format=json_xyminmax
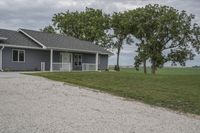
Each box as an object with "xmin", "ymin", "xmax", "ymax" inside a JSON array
[
  {"xmin": 0, "ymin": 46, "xmax": 4, "ymax": 50},
  {"xmin": 0, "ymin": 45, "xmax": 5, "ymax": 71}
]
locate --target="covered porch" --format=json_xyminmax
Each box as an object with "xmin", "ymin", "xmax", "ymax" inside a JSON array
[{"xmin": 48, "ymin": 49, "xmax": 99, "ymax": 72}]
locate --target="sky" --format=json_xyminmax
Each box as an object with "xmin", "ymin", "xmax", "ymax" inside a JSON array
[{"xmin": 0, "ymin": 0, "xmax": 200, "ymax": 66}]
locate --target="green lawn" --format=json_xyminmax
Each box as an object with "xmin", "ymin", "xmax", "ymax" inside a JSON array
[{"xmin": 28, "ymin": 67, "xmax": 200, "ymax": 115}]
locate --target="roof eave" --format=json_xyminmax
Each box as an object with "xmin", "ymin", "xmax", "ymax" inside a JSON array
[
  {"xmin": 0, "ymin": 37, "xmax": 8, "ymax": 40},
  {"xmin": 0, "ymin": 43, "xmax": 113, "ymax": 55},
  {"xmin": 0, "ymin": 43, "xmax": 46, "ymax": 50},
  {"xmin": 47, "ymin": 47, "xmax": 111, "ymax": 55}
]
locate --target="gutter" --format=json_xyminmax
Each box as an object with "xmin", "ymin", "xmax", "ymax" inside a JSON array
[
  {"xmin": 0, "ymin": 44, "xmax": 111, "ymax": 55},
  {"xmin": 0, "ymin": 44, "xmax": 45, "ymax": 50},
  {"xmin": 47, "ymin": 47, "xmax": 113, "ymax": 55}
]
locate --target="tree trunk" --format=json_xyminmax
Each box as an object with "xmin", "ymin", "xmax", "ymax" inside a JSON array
[
  {"xmin": 116, "ymin": 47, "xmax": 121, "ymax": 71},
  {"xmin": 115, "ymin": 39, "xmax": 123, "ymax": 71},
  {"xmin": 151, "ymin": 60, "xmax": 156, "ymax": 75},
  {"xmin": 143, "ymin": 59, "xmax": 147, "ymax": 74}
]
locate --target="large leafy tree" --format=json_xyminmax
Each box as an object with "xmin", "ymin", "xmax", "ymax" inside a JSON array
[
  {"xmin": 52, "ymin": 7, "xmax": 111, "ymax": 48},
  {"xmin": 127, "ymin": 4, "xmax": 200, "ymax": 74},
  {"xmin": 40, "ymin": 25, "xmax": 55, "ymax": 33}
]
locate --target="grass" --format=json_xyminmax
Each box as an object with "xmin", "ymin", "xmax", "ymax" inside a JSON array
[{"xmin": 28, "ymin": 67, "xmax": 200, "ymax": 115}]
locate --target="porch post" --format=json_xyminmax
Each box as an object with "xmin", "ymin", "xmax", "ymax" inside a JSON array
[
  {"xmin": 50, "ymin": 49, "xmax": 53, "ymax": 72},
  {"xmin": 70, "ymin": 53, "xmax": 73, "ymax": 71},
  {"xmin": 0, "ymin": 46, "xmax": 4, "ymax": 71},
  {"xmin": 96, "ymin": 52, "xmax": 99, "ymax": 71}
]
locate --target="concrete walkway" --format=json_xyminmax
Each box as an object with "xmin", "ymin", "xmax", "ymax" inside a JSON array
[
  {"xmin": 0, "ymin": 73, "xmax": 200, "ymax": 133},
  {"xmin": 0, "ymin": 72, "xmax": 21, "ymax": 78}
]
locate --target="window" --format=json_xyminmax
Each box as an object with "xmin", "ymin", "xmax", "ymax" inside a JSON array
[
  {"xmin": 12, "ymin": 50, "xmax": 18, "ymax": 62},
  {"xmin": 74, "ymin": 54, "xmax": 82, "ymax": 66},
  {"xmin": 12, "ymin": 49, "xmax": 25, "ymax": 62},
  {"xmin": 19, "ymin": 51, "xmax": 25, "ymax": 62}
]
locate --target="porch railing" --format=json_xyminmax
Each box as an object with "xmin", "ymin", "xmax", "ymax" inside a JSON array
[
  {"xmin": 82, "ymin": 63, "xmax": 96, "ymax": 71},
  {"xmin": 52, "ymin": 62, "xmax": 72, "ymax": 72}
]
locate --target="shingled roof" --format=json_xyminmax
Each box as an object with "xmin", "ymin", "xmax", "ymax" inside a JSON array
[
  {"xmin": 0, "ymin": 29, "xmax": 40, "ymax": 48},
  {"xmin": 0, "ymin": 28, "xmax": 112, "ymax": 55}
]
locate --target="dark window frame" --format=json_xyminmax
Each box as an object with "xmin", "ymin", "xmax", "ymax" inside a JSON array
[{"xmin": 12, "ymin": 49, "xmax": 25, "ymax": 63}]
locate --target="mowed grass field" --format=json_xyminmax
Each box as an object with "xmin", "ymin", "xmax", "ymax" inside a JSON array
[{"xmin": 29, "ymin": 67, "xmax": 200, "ymax": 115}]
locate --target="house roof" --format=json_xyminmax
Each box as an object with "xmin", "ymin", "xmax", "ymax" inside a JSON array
[
  {"xmin": 0, "ymin": 28, "xmax": 112, "ymax": 55},
  {"xmin": 0, "ymin": 29, "xmax": 41, "ymax": 48}
]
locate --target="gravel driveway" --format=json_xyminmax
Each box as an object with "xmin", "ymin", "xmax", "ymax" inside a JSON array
[{"xmin": 0, "ymin": 72, "xmax": 200, "ymax": 133}]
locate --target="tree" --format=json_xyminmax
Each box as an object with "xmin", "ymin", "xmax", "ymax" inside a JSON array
[
  {"xmin": 134, "ymin": 41, "xmax": 149, "ymax": 74},
  {"xmin": 127, "ymin": 4, "xmax": 200, "ymax": 74},
  {"xmin": 52, "ymin": 7, "xmax": 111, "ymax": 48},
  {"xmin": 124, "ymin": 8, "xmax": 152, "ymax": 74},
  {"xmin": 40, "ymin": 25, "xmax": 55, "ymax": 33},
  {"xmin": 192, "ymin": 23, "xmax": 200, "ymax": 53},
  {"xmin": 110, "ymin": 12, "xmax": 130, "ymax": 71}
]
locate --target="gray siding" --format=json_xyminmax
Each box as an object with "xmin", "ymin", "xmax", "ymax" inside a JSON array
[
  {"xmin": 2, "ymin": 47, "xmax": 50, "ymax": 71},
  {"xmin": 2, "ymin": 48, "xmax": 108, "ymax": 71},
  {"xmin": 53, "ymin": 51, "xmax": 61, "ymax": 62},
  {"xmin": 82, "ymin": 53, "xmax": 96, "ymax": 64}
]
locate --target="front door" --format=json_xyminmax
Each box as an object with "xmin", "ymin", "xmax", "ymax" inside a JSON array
[
  {"xmin": 61, "ymin": 52, "xmax": 72, "ymax": 71},
  {"xmin": 73, "ymin": 54, "xmax": 82, "ymax": 70}
]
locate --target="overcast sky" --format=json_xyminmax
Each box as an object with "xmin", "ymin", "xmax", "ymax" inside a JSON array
[{"xmin": 0, "ymin": 0, "xmax": 200, "ymax": 66}]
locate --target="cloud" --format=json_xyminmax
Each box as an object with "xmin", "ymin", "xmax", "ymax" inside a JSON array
[
  {"xmin": 0, "ymin": 0, "xmax": 200, "ymax": 66},
  {"xmin": 1, "ymin": 0, "xmax": 199, "ymax": 29}
]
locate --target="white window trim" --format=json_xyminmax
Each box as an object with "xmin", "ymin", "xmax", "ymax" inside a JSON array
[
  {"xmin": 12, "ymin": 49, "xmax": 25, "ymax": 63},
  {"xmin": 74, "ymin": 54, "xmax": 82, "ymax": 66}
]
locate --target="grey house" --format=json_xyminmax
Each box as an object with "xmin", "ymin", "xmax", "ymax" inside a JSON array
[{"xmin": 0, "ymin": 28, "xmax": 112, "ymax": 72}]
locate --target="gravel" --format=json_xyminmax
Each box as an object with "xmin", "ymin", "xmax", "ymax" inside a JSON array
[{"xmin": 0, "ymin": 73, "xmax": 200, "ymax": 133}]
